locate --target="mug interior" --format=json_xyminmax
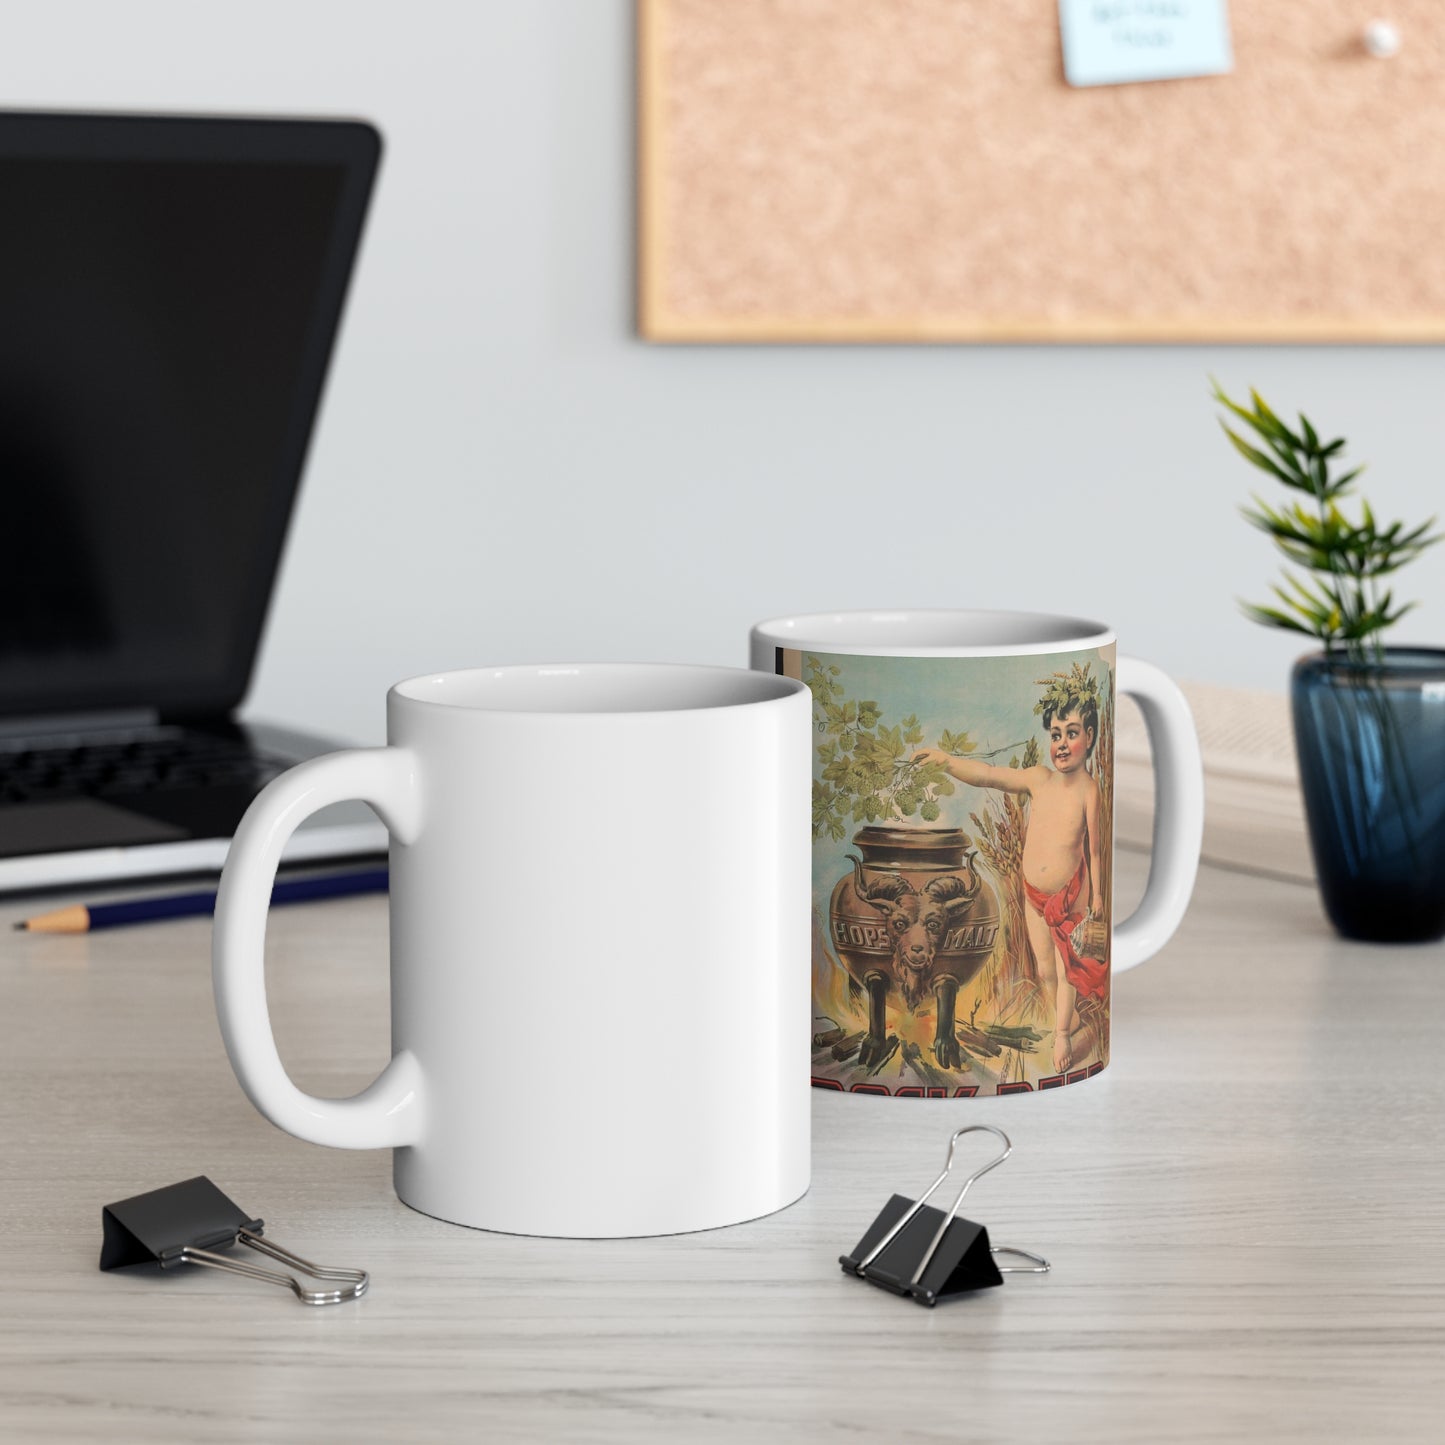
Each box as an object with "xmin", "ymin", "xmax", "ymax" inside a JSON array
[
  {"xmin": 752, "ymin": 609, "xmax": 1113, "ymax": 656},
  {"xmin": 392, "ymin": 662, "xmax": 800, "ymax": 715}
]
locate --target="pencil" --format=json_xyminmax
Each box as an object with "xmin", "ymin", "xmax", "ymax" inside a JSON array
[{"xmin": 14, "ymin": 867, "xmax": 389, "ymax": 934}]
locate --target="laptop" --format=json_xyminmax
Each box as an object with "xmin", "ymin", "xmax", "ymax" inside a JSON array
[{"xmin": 0, "ymin": 112, "xmax": 388, "ymax": 892}]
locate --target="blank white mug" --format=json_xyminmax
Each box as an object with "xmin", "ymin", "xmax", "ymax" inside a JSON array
[{"xmin": 212, "ymin": 663, "xmax": 812, "ymax": 1237}]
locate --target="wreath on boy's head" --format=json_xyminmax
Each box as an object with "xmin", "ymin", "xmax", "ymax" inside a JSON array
[{"xmin": 1032, "ymin": 661, "xmax": 1101, "ymax": 722}]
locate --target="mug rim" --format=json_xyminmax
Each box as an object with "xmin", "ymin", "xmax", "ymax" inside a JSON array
[
  {"xmin": 390, "ymin": 661, "xmax": 806, "ymax": 717},
  {"xmin": 752, "ymin": 608, "xmax": 1115, "ymax": 657}
]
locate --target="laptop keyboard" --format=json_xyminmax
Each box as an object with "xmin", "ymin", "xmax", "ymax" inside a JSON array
[{"xmin": 0, "ymin": 729, "xmax": 288, "ymax": 805}]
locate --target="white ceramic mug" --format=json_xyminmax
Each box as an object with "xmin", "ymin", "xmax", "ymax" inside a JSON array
[
  {"xmin": 212, "ymin": 663, "xmax": 812, "ymax": 1237},
  {"xmin": 750, "ymin": 611, "xmax": 1204, "ymax": 1097}
]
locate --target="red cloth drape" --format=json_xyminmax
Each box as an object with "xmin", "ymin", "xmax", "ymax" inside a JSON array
[{"xmin": 1022, "ymin": 859, "xmax": 1107, "ymax": 1001}]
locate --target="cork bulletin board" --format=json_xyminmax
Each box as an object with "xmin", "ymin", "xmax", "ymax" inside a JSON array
[{"xmin": 638, "ymin": 1, "xmax": 1445, "ymax": 341}]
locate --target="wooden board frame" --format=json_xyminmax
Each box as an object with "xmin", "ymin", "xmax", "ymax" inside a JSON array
[{"xmin": 638, "ymin": 0, "xmax": 1445, "ymax": 343}]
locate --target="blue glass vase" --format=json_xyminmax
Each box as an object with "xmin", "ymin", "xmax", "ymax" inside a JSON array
[{"xmin": 1291, "ymin": 649, "xmax": 1445, "ymax": 942}]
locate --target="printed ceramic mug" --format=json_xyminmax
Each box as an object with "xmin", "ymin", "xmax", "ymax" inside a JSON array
[
  {"xmin": 212, "ymin": 663, "xmax": 812, "ymax": 1237},
  {"xmin": 749, "ymin": 611, "xmax": 1204, "ymax": 1099}
]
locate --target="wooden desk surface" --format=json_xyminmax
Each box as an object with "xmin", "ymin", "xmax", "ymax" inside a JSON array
[{"xmin": 3, "ymin": 853, "xmax": 1443, "ymax": 1443}]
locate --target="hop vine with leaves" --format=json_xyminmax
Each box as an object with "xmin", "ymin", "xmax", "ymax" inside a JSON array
[
  {"xmin": 805, "ymin": 656, "xmax": 974, "ymax": 840},
  {"xmin": 1215, "ymin": 381, "xmax": 1441, "ymax": 665}
]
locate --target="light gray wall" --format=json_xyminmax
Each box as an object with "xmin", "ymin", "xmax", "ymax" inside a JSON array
[{"xmin": 19, "ymin": 1, "xmax": 1445, "ymax": 744}]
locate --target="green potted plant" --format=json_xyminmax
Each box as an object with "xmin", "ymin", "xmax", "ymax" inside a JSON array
[{"xmin": 1215, "ymin": 382, "xmax": 1445, "ymax": 941}]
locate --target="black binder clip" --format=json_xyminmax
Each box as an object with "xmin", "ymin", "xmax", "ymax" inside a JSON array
[
  {"xmin": 100, "ymin": 1176, "xmax": 368, "ymax": 1306},
  {"xmin": 840, "ymin": 1125, "xmax": 1049, "ymax": 1307}
]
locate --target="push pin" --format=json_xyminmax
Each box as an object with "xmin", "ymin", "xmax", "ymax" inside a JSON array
[
  {"xmin": 100, "ymin": 1176, "xmax": 368, "ymax": 1305},
  {"xmin": 840, "ymin": 1125, "xmax": 1048, "ymax": 1307},
  {"xmin": 1362, "ymin": 21, "xmax": 1401, "ymax": 58}
]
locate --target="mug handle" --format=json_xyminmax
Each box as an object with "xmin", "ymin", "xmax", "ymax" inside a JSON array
[
  {"xmin": 212, "ymin": 747, "xmax": 427, "ymax": 1148},
  {"xmin": 1111, "ymin": 658, "xmax": 1205, "ymax": 974}
]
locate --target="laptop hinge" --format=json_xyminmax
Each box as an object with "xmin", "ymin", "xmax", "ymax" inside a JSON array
[{"xmin": 0, "ymin": 709, "xmax": 162, "ymax": 742}]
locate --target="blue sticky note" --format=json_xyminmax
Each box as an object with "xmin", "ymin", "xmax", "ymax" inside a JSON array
[{"xmin": 1059, "ymin": 0, "xmax": 1233, "ymax": 87}]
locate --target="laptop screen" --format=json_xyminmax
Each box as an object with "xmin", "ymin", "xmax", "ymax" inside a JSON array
[{"xmin": 0, "ymin": 115, "xmax": 379, "ymax": 720}]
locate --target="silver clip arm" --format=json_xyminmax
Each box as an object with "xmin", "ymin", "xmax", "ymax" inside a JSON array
[
  {"xmin": 908, "ymin": 1124, "xmax": 1014, "ymax": 1287},
  {"xmin": 178, "ymin": 1227, "xmax": 368, "ymax": 1305}
]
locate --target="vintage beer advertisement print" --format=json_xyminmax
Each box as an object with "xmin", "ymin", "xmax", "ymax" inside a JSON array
[{"xmin": 779, "ymin": 645, "xmax": 1116, "ymax": 1097}]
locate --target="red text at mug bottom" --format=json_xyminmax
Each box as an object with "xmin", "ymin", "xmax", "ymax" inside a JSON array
[{"xmin": 812, "ymin": 1060, "xmax": 1106, "ymax": 1097}]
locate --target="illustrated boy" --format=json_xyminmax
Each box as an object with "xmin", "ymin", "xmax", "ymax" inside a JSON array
[{"xmin": 913, "ymin": 667, "xmax": 1108, "ymax": 1075}]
